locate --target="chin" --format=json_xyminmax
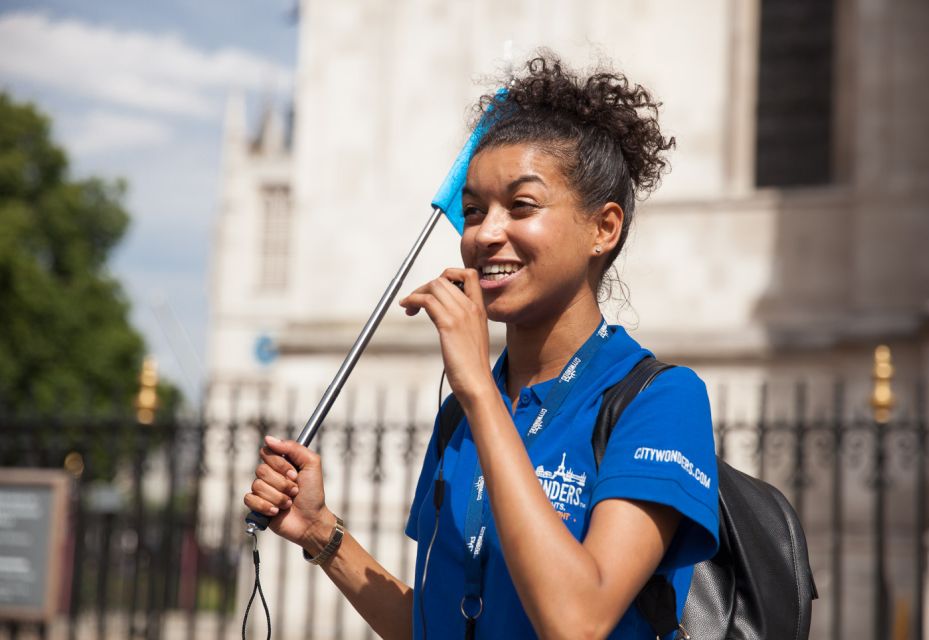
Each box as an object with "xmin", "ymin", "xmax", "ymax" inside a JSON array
[{"xmin": 483, "ymin": 300, "xmax": 544, "ymax": 327}]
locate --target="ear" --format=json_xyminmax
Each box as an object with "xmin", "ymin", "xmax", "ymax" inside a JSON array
[{"xmin": 592, "ymin": 202, "xmax": 624, "ymax": 255}]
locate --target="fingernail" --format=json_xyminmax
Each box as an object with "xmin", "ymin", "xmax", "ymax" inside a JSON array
[
  {"xmin": 270, "ymin": 506, "xmax": 279, "ymax": 515},
  {"xmin": 286, "ymin": 469, "xmax": 298, "ymax": 480},
  {"xmin": 284, "ymin": 499, "xmax": 292, "ymax": 508},
  {"xmin": 265, "ymin": 435, "xmax": 281, "ymax": 444},
  {"xmin": 290, "ymin": 486, "xmax": 299, "ymax": 497}
]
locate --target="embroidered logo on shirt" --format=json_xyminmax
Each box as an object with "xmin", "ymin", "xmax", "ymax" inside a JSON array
[
  {"xmin": 597, "ymin": 324, "xmax": 609, "ymax": 339},
  {"xmin": 535, "ymin": 452, "xmax": 588, "ymax": 520}
]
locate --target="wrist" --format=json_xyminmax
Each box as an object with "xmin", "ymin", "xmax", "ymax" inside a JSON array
[
  {"xmin": 456, "ymin": 374, "xmax": 501, "ymax": 412},
  {"xmin": 302, "ymin": 512, "xmax": 344, "ymax": 566},
  {"xmin": 301, "ymin": 508, "xmax": 337, "ymax": 556}
]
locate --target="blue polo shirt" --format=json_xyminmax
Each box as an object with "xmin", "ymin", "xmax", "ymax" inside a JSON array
[{"xmin": 405, "ymin": 325, "xmax": 719, "ymax": 639}]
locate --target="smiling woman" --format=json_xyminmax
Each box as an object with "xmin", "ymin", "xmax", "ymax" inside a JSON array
[{"xmin": 245, "ymin": 52, "xmax": 719, "ymax": 640}]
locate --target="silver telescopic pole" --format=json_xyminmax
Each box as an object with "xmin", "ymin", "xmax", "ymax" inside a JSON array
[
  {"xmin": 294, "ymin": 205, "xmax": 445, "ymax": 446},
  {"xmin": 245, "ymin": 206, "xmax": 445, "ymax": 532}
]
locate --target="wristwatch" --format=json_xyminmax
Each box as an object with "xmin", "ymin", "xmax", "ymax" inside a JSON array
[{"xmin": 302, "ymin": 515, "xmax": 344, "ymax": 566}]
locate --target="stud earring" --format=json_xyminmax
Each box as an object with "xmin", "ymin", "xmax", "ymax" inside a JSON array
[{"xmin": 594, "ymin": 245, "xmax": 603, "ymax": 254}]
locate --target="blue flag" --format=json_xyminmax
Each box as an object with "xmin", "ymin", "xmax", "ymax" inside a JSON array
[{"xmin": 431, "ymin": 89, "xmax": 506, "ymax": 234}]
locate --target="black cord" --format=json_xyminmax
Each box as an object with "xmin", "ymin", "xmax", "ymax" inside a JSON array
[
  {"xmin": 419, "ymin": 368, "xmax": 449, "ymax": 640},
  {"xmin": 242, "ymin": 538, "xmax": 271, "ymax": 640}
]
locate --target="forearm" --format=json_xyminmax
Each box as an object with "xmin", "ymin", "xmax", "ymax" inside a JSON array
[
  {"xmin": 303, "ymin": 509, "xmax": 413, "ymax": 640},
  {"xmin": 458, "ymin": 393, "xmax": 614, "ymax": 637}
]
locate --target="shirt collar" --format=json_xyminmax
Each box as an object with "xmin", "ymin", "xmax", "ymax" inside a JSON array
[{"xmin": 489, "ymin": 321, "xmax": 634, "ymax": 405}]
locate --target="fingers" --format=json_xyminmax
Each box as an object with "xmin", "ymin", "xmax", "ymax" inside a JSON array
[
  {"xmin": 255, "ymin": 459, "xmax": 299, "ymax": 497},
  {"xmin": 441, "ymin": 268, "xmax": 483, "ymax": 307},
  {"xmin": 263, "ymin": 435, "xmax": 320, "ymax": 473},
  {"xmin": 245, "ymin": 477, "xmax": 292, "ymax": 516},
  {"xmin": 259, "ymin": 446, "xmax": 298, "ymax": 480},
  {"xmin": 399, "ymin": 270, "xmax": 482, "ymax": 321},
  {"xmin": 244, "ymin": 491, "xmax": 281, "ymax": 517}
]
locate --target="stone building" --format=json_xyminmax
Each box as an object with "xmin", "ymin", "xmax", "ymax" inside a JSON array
[{"xmin": 206, "ymin": 1, "xmax": 929, "ymax": 637}]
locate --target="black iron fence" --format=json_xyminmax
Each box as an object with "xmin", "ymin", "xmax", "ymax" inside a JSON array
[{"xmin": 0, "ymin": 379, "xmax": 925, "ymax": 640}]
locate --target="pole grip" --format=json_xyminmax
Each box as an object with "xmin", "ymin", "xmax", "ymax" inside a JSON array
[{"xmin": 246, "ymin": 510, "xmax": 272, "ymax": 532}]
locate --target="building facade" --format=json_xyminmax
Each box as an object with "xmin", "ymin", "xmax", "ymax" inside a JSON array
[{"xmin": 207, "ymin": 1, "xmax": 929, "ymax": 637}]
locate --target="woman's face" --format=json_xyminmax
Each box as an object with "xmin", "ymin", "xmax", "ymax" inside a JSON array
[{"xmin": 460, "ymin": 143, "xmax": 601, "ymax": 326}]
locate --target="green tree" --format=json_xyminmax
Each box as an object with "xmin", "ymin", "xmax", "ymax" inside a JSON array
[{"xmin": 0, "ymin": 92, "xmax": 157, "ymax": 415}]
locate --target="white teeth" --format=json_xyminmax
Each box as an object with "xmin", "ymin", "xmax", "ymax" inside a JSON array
[{"xmin": 481, "ymin": 263, "xmax": 521, "ymax": 276}]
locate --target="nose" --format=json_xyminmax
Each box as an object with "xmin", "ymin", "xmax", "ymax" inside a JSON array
[{"xmin": 473, "ymin": 205, "xmax": 508, "ymax": 249}]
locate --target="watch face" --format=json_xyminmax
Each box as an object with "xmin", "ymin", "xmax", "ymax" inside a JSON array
[{"xmin": 254, "ymin": 334, "xmax": 278, "ymax": 365}]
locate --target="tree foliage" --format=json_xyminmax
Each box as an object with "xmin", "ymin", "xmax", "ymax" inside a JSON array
[{"xmin": 0, "ymin": 92, "xmax": 152, "ymax": 414}]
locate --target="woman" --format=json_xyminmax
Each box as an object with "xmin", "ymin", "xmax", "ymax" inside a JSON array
[{"xmin": 244, "ymin": 54, "xmax": 719, "ymax": 639}]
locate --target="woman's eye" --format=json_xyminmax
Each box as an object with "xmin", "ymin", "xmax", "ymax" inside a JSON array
[
  {"xmin": 511, "ymin": 200, "xmax": 538, "ymax": 212},
  {"xmin": 463, "ymin": 206, "xmax": 484, "ymax": 221}
]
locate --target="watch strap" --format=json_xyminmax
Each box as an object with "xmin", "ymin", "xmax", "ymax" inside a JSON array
[{"xmin": 302, "ymin": 515, "xmax": 344, "ymax": 566}]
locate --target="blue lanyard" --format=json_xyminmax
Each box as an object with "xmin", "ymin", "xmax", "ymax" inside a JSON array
[{"xmin": 459, "ymin": 320, "xmax": 611, "ymax": 630}]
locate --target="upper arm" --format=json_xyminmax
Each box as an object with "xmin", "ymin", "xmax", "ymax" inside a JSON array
[{"xmin": 581, "ymin": 497, "xmax": 682, "ymax": 624}]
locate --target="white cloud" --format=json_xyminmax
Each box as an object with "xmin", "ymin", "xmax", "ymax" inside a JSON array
[
  {"xmin": 0, "ymin": 11, "xmax": 293, "ymax": 119},
  {"xmin": 62, "ymin": 109, "xmax": 172, "ymax": 155}
]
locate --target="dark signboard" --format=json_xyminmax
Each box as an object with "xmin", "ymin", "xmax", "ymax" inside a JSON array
[{"xmin": 0, "ymin": 470, "xmax": 69, "ymax": 621}]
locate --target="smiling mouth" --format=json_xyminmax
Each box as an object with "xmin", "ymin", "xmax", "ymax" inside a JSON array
[{"xmin": 480, "ymin": 263, "xmax": 523, "ymax": 281}]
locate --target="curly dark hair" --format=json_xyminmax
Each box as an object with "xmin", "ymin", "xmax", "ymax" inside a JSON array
[{"xmin": 471, "ymin": 52, "xmax": 675, "ymax": 285}]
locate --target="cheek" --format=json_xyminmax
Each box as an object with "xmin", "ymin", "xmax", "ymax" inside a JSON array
[{"xmin": 518, "ymin": 218, "xmax": 584, "ymax": 261}]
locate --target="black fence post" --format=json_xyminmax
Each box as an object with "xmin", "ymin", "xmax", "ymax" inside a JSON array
[
  {"xmin": 872, "ymin": 415, "xmax": 888, "ymax": 640},
  {"xmin": 95, "ymin": 511, "xmax": 114, "ymax": 639},
  {"xmin": 792, "ymin": 381, "xmax": 808, "ymax": 521},
  {"xmin": 756, "ymin": 382, "xmax": 768, "ymax": 481},
  {"xmin": 914, "ymin": 379, "xmax": 926, "ymax": 639},
  {"xmin": 830, "ymin": 379, "xmax": 845, "ymax": 640},
  {"xmin": 67, "ymin": 467, "xmax": 85, "ymax": 640},
  {"xmin": 185, "ymin": 412, "xmax": 207, "ymax": 640},
  {"xmin": 216, "ymin": 387, "xmax": 240, "ymax": 640}
]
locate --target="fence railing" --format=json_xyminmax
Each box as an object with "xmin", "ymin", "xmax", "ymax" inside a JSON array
[{"xmin": 0, "ymin": 379, "xmax": 925, "ymax": 640}]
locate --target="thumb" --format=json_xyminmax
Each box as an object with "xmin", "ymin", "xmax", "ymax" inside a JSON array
[{"xmin": 263, "ymin": 435, "xmax": 317, "ymax": 470}]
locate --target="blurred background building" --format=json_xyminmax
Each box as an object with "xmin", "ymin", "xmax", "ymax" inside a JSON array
[
  {"xmin": 202, "ymin": 0, "xmax": 929, "ymax": 638},
  {"xmin": 209, "ymin": 0, "xmax": 929, "ymax": 422}
]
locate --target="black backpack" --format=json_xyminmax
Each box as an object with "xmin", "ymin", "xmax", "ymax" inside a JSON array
[{"xmin": 437, "ymin": 356, "xmax": 817, "ymax": 640}]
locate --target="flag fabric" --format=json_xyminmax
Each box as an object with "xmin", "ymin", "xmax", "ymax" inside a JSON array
[{"xmin": 431, "ymin": 89, "xmax": 507, "ymax": 234}]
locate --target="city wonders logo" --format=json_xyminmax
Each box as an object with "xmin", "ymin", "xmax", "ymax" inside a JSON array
[{"xmin": 535, "ymin": 452, "xmax": 588, "ymax": 522}]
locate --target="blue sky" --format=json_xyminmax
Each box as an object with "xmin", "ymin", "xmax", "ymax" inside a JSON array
[{"xmin": 0, "ymin": 1, "xmax": 298, "ymax": 404}]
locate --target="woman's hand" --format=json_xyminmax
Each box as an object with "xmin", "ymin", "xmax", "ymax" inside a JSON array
[
  {"xmin": 399, "ymin": 267, "xmax": 494, "ymax": 401},
  {"xmin": 243, "ymin": 435, "xmax": 337, "ymax": 553}
]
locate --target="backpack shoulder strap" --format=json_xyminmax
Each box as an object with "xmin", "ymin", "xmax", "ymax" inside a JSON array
[
  {"xmin": 436, "ymin": 394, "xmax": 465, "ymax": 460},
  {"xmin": 592, "ymin": 356, "xmax": 675, "ymax": 469}
]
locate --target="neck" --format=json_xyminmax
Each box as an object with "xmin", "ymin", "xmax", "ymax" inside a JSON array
[{"xmin": 504, "ymin": 297, "xmax": 603, "ymax": 402}]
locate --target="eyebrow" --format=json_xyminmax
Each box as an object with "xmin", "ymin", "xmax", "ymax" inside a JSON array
[{"xmin": 462, "ymin": 174, "xmax": 547, "ymax": 199}]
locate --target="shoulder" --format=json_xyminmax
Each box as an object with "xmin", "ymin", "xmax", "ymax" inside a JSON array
[
  {"xmin": 596, "ymin": 359, "xmax": 710, "ymax": 424},
  {"xmin": 635, "ymin": 364, "xmax": 709, "ymax": 409},
  {"xmin": 605, "ymin": 363, "xmax": 713, "ymax": 453}
]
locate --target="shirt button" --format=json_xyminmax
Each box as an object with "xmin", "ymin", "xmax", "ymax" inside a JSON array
[{"xmin": 518, "ymin": 392, "xmax": 531, "ymax": 407}]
